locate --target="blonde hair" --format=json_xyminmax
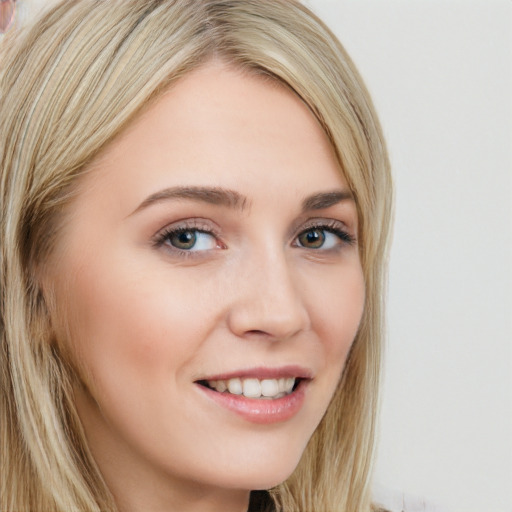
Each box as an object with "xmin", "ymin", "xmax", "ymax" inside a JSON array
[{"xmin": 0, "ymin": 1, "xmax": 392, "ymax": 511}]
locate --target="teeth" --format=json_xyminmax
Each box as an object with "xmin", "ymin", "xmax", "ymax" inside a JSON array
[
  {"xmin": 216, "ymin": 380, "xmax": 227, "ymax": 393},
  {"xmin": 207, "ymin": 377, "xmax": 297, "ymax": 399},
  {"xmin": 261, "ymin": 379, "xmax": 279, "ymax": 397},
  {"xmin": 227, "ymin": 378, "xmax": 242, "ymax": 395},
  {"xmin": 242, "ymin": 378, "xmax": 261, "ymax": 398}
]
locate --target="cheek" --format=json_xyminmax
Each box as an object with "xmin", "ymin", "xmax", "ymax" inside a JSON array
[
  {"xmin": 57, "ymin": 255, "xmax": 184, "ymax": 391},
  {"xmin": 57, "ymin": 247, "xmax": 228, "ymax": 402},
  {"xmin": 305, "ymin": 262, "xmax": 365, "ymax": 371}
]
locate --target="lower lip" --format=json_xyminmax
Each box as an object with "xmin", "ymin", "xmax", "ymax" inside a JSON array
[{"xmin": 196, "ymin": 380, "xmax": 307, "ymax": 424}]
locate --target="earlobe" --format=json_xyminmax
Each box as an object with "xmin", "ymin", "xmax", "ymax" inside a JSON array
[
  {"xmin": 31, "ymin": 280, "xmax": 83, "ymax": 390},
  {"xmin": 31, "ymin": 254, "xmax": 61, "ymax": 346},
  {"xmin": 30, "ymin": 285, "xmax": 57, "ymax": 349}
]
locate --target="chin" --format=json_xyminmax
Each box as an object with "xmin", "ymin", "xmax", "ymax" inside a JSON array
[
  {"xmin": 249, "ymin": 470, "xmax": 297, "ymax": 492},
  {"xmin": 226, "ymin": 469, "xmax": 296, "ymax": 492},
  {"xmin": 216, "ymin": 445, "xmax": 305, "ymax": 492}
]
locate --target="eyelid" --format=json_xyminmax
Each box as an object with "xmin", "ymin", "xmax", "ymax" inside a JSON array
[
  {"xmin": 152, "ymin": 218, "xmax": 224, "ymax": 251},
  {"xmin": 293, "ymin": 218, "xmax": 357, "ymax": 247},
  {"xmin": 298, "ymin": 217, "xmax": 348, "ymax": 230},
  {"xmin": 151, "ymin": 216, "xmax": 356, "ymax": 258},
  {"xmin": 296, "ymin": 218, "xmax": 355, "ymax": 236}
]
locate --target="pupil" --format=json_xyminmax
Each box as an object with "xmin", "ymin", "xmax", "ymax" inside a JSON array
[
  {"xmin": 173, "ymin": 230, "xmax": 196, "ymax": 249},
  {"xmin": 307, "ymin": 232, "xmax": 320, "ymax": 243},
  {"xmin": 301, "ymin": 229, "xmax": 324, "ymax": 248}
]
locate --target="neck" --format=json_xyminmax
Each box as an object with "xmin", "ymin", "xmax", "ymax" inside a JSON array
[
  {"xmin": 112, "ymin": 483, "xmax": 250, "ymax": 512},
  {"xmin": 99, "ymin": 445, "xmax": 251, "ymax": 512}
]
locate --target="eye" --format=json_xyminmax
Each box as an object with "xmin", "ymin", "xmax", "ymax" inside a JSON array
[
  {"xmin": 297, "ymin": 228, "xmax": 337, "ymax": 249},
  {"xmin": 295, "ymin": 223, "xmax": 355, "ymax": 250},
  {"xmin": 160, "ymin": 228, "xmax": 218, "ymax": 252}
]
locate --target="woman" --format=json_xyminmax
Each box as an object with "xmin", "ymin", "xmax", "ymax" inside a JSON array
[{"xmin": 0, "ymin": 1, "xmax": 392, "ymax": 511}]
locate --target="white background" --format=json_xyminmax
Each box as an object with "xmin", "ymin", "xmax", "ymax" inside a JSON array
[
  {"xmin": 306, "ymin": 1, "xmax": 512, "ymax": 511},
  {"xmin": 4, "ymin": 1, "xmax": 512, "ymax": 511}
]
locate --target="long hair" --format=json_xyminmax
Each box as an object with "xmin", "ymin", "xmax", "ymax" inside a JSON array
[{"xmin": 0, "ymin": 1, "xmax": 393, "ymax": 510}]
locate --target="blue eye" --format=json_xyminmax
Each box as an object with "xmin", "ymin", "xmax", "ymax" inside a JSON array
[{"xmin": 164, "ymin": 229, "xmax": 217, "ymax": 252}]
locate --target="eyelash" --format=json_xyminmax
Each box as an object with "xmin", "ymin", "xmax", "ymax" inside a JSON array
[
  {"xmin": 153, "ymin": 219, "xmax": 356, "ymax": 257},
  {"xmin": 296, "ymin": 220, "xmax": 356, "ymax": 249},
  {"xmin": 153, "ymin": 220, "xmax": 222, "ymax": 257}
]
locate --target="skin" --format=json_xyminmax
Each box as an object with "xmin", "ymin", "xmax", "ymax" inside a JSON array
[{"xmin": 45, "ymin": 61, "xmax": 365, "ymax": 512}]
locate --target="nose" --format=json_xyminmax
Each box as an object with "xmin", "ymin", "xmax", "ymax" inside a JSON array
[{"xmin": 226, "ymin": 248, "xmax": 311, "ymax": 341}]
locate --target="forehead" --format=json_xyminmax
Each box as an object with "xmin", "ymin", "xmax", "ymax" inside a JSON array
[{"xmin": 77, "ymin": 61, "xmax": 347, "ymax": 216}]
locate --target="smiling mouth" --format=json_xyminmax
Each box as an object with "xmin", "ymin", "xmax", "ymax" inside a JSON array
[{"xmin": 196, "ymin": 377, "xmax": 301, "ymax": 400}]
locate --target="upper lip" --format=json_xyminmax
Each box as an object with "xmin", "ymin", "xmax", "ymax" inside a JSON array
[{"xmin": 195, "ymin": 365, "xmax": 314, "ymax": 382}]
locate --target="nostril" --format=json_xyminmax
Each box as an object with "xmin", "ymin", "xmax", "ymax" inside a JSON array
[
  {"xmin": 246, "ymin": 329, "xmax": 269, "ymax": 337},
  {"xmin": 226, "ymin": 279, "xmax": 310, "ymax": 340}
]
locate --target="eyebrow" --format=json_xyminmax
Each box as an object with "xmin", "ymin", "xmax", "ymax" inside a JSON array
[
  {"xmin": 131, "ymin": 186, "xmax": 248, "ymax": 215},
  {"xmin": 301, "ymin": 190, "xmax": 354, "ymax": 212},
  {"xmin": 130, "ymin": 186, "xmax": 353, "ymax": 216}
]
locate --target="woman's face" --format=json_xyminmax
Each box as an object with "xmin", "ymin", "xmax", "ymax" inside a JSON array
[{"xmin": 47, "ymin": 62, "xmax": 365, "ymax": 505}]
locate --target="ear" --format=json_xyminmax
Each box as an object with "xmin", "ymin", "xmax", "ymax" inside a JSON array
[{"xmin": 29, "ymin": 283, "xmax": 56, "ymax": 349}]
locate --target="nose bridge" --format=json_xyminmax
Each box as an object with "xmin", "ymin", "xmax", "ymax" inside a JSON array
[{"xmin": 227, "ymin": 240, "xmax": 310, "ymax": 340}]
